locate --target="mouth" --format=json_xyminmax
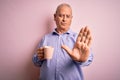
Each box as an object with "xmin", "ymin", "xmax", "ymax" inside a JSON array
[{"xmin": 61, "ymin": 23, "xmax": 67, "ymax": 26}]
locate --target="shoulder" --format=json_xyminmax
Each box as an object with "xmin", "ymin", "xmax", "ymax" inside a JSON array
[
  {"xmin": 42, "ymin": 32, "xmax": 56, "ymax": 40},
  {"xmin": 38, "ymin": 32, "xmax": 54, "ymax": 46},
  {"xmin": 44, "ymin": 32, "xmax": 54, "ymax": 37}
]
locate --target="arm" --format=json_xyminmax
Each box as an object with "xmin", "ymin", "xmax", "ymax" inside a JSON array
[
  {"xmin": 32, "ymin": 37, "xmax": 45, "ymax": 67},
  {"xmin": 32, "ymin": 53, "xmax": 44, "ymax": 67},
  {"xmin": 62, "ymin": 26, "xmax": 93, "ymax": 65}
]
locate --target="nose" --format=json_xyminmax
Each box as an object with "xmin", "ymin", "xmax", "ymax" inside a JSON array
[{"xmin": 62, "ymin": 16, "xmax": 66, "ymax": 22}]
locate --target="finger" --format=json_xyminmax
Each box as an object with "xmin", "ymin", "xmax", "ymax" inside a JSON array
[
  {"xmin": 78, "ymin": 33, "xmax": 83, "ymax": 38},
  {"xmin": 87, "ymin": 37, "xmax": 92, "ymax": 47},
  {"xmin": 84, "ymin": 26, "xmax": 88, "ymax": 32},
  {"xmin": 37, "ymin": 52, "xmax": 44, "ymax": 58},
  {"xmin": 79, "ymin": 27, "xmax": 88, "ymax": 37},
  {"xmin": 81, "ymin": 36, "xmax": 86, "ymax": 43},
  {"xmin": 78, "ymin": 28, "xmax": 84, "ymax": 37},
  {"xmin": 80, "ymin": 27, "xmax": 84, "ymax": 33},
  {"xmin": 38, "ymin": 53, "xmax": 44, "ymax": 57},
  {"xmin": 38, "ymin": 55, "xmax": 44, "ymax": 60},
  {"xmin": 37, "ymin": 47, "xmax": 44, "ymax": 53},
  {"xmin": 84, "ymin": 26, "xmax": 90, "ymax": 33},
  {"xmin": 61, "ymin": 45, "xmax": 72, "ymax": 55},
  {"xmin": 83, "ymin": 32, "xmax": 87, "ymax": 37},
  {"xmin": 84, "ymin": 39, "xmax": 88, "ymax": 44},
  {"xmin": 81, "ymin": 26, "xmax": 89, "ymax": 38},
  {"xmin": 87, "ymin": 29, "xmax": 90, "ymax": 35},
  {"xmin": 37, "ymin": 50, "xmax": 44, "ymax": 54},
  {"xmin": 37, "ymin": 47, "xmax": 44, "ymax": 51},
  {"xmin": 86, "ymin": 34, "xmax": 91, "ymax": 40},
  {"xmin": 76, "ymin": 36, "xmax": 82, "ymax": 43},
  {"xmin": 87, "ymin": 31, "xmax": 91, "ymax": 39}
]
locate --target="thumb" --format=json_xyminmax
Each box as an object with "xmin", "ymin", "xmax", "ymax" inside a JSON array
[{"xmin": 61, "ymin": 45, "xmax": 72, "ymax": 55}]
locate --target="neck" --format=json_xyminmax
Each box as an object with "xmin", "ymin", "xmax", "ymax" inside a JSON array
[{"xmin": 56, "ymin": 28, "xmax": 69, "ymax": 34}]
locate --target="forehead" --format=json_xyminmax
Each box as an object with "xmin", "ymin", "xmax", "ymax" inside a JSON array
[{"xmin": 56, "ymin": 6, "xmax": 72, "ymax": 15}]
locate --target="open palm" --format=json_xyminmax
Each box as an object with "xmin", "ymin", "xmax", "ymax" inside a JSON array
[{"xmin": 62, "ymin": 26, "xmax": 92, "ymax": 62}]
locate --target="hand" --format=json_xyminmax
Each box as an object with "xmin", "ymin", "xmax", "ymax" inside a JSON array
[
  {"xmin": 62, "ymin": 26, "xmax": 92, "ymax": 62},
  {"xmin": 36, "ymin": 47, "xmax": 44, "ymax": 60}
]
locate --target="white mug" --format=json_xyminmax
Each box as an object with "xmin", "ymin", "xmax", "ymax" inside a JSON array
[{"xmin": 44, "ymin": 46, "xmax": 54, "ymax": 59}]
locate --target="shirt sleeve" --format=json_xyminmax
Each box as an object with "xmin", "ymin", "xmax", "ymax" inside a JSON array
[
  {"xmin": 32, "ymin": 36, "xmax": 46, "ymax": 67},
  {"xmin": 32, "ymin": 53, "xmax": 45, "ymax": 67}
]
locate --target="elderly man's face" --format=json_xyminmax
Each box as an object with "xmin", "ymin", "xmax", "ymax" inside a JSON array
[{"xmin": 54, "ymin": 6, "xmax": 72, "ymax": 31}]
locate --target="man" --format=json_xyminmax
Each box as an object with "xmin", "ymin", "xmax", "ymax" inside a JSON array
[{"xmin": 33, "ymin": 3, "xmax": 93, "ymax": 80}]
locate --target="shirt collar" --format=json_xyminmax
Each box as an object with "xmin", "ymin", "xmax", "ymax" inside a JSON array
[{"xmin": 52, "ymin": 28, "xmax": 72, "ymax": 35}]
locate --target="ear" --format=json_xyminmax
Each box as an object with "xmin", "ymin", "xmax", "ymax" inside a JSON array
[{"xmin": 54, "ymin": 14, "xmax": 56, "ymax": 21}]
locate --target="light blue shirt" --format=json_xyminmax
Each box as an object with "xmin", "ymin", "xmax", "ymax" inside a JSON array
[{"xmin": 33, "ymin": 28, "xmax": 93, "ymax": 80}]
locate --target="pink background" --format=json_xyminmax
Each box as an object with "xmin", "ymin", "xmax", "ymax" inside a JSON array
[{"xmin": 0, "ymin": 0, "xmax": 120, "ymax": 80}]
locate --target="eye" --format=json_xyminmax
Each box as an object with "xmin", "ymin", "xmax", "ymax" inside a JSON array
[
  {"xmin": 58, "ymin": 14, "xmax": 63, "ymax": 17},
  {"xmin": 66, "ymin": 15, "xmax": 71, "ymax": 18}
]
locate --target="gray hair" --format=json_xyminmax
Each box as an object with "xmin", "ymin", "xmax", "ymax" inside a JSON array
[{"xmin": 55, "ymin": 3, "xmax": 72, "ymax": 14}]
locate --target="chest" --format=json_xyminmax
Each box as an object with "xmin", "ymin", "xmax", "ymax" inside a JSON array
[{"xmin": 46, "ymin": 35, "xmax": 75, "ymax": 49}]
